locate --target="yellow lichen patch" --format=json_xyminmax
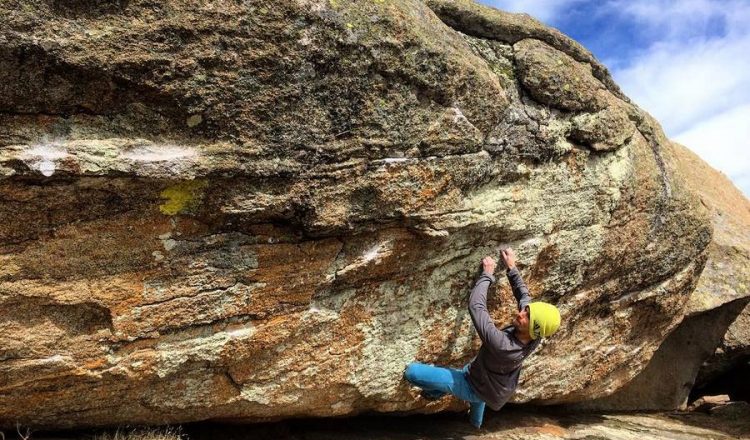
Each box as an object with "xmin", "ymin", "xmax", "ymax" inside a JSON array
[
  {"xmin": 186, "ymin": 114, "xmax": 203, "ymax": 127},
  {"xmin": 0, "ymin": 255, "xmax": 20, "ymax": 277},
  {"xmin": 159, "ymin": 180, "xmax": 208, "ymax": 216}
]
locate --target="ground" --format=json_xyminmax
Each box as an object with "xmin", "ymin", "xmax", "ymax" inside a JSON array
[{"xmin": 23, "ymin": 407, "xmax": 750, "ymax": 440}]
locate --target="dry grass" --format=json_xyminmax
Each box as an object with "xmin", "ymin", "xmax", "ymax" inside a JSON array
[
  {"xmin": 0, "ymin": 424, "xmax": 185, "ymax": 440},
  {"xmin": 90, "ymin": 426, "xmax": 185, "ymax": 440}
]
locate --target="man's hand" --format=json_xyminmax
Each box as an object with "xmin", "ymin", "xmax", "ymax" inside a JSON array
[
  {"xmin": 500, "ymin": 248, "xmax": 517, "ymax": 270},
  {"xmin": 482, "ymin": 256, "xmax": 497, "ymax": 275}
]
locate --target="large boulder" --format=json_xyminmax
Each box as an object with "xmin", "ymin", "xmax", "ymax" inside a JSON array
[
  {"xmin": 676, "ymin": 145, "xmax": 750, "ymax": 315},
  {"xmin": 681, "ymin": 143, "xmax": 750, "ymax": 399},
  {"xmin": 0, "ymin": 0, "xmax": 710, "ymax": 428},
  {"xmin": 677, "ymin": 143, "xmax": 750, "ymax": 403},
  {"xmin": 569, "ymin": 144, "xmax": 750, "ymax": 411}
]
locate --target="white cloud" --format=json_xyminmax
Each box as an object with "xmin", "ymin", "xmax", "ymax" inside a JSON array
[
  {"xmin": 608, "ymin": 0, "xmax": 742, "ymax": 40},
  {"xmin": 613, "ymin": 34, "xmax": 750, "ymax": 134},
  {"xmin": 609, "ymin": 0, "xmax": 750, "ymax": 197},
  {"xmin": 674, "ymin": 104, "xmax": 750, "ymax": 197}
]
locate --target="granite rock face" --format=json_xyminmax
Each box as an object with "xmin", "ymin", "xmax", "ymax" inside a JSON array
[
  {"xmin": 0, "ymin": 0, "xmax": 712, "ymax": 428},
  {"xmin": 672, "ymin": 144, "xmax": 750, "ymax": 397},
  {"xmin": 566, "ymin": 143, "xmax": 750, "ymax": 411},
  {"xmin": 675, "ymin": 145, "xmax": 750, "ymax": 316}
]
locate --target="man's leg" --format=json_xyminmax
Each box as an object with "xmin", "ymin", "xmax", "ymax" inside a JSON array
[
  {"xmin": 403, "ymin": 362, "xmax": 455, "ymax": 399},
  {"xmin": 404, "ymin": 362, "xmax": 487, "ymax": 428},
  {"xmin": 469, "ymin": 401, "xmax": 486, "ymax": 429},
  {"xmin": 461, "ymin": 363, "xmax": 486, "ymax": 429}
]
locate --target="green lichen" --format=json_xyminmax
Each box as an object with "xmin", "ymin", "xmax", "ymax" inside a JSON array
[
  {"xmin": 460, "ymin": 33, "xmax": 515, "ymax": 82},
  {"xmin": 186, "ymin": 114, "xmax": 203, "ymax": 127},
  {"xmin": 159, "ymin": 180, "xmax": 208, "ymax": 215},
  {"xmin": 494, "ymin": 63, "xmax": 515, "ymax": 81}
]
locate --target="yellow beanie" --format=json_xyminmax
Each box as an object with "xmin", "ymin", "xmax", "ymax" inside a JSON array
[{"xmin": 528, "ymin": 302, "xmax": 561, "ymax": 340}]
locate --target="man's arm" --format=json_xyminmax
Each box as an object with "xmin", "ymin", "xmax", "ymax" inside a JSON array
[
  {"xmin": 468, "ymin": 257, "xmax": 512, "ymax": 350},
  {"xmin": 507, "ymin": 267, "xmax": 532, "ymax": 311},
  {"xmin": 501, "ymin": 248, "xmax": 532, "ymax": 311}
]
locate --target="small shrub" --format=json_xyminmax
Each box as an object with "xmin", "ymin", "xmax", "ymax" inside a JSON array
[{"xmin": 91, "ymin": 426, "xmax": 185, "ymax": 440}]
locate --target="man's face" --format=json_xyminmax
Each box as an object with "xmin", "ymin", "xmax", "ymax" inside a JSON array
[{"xmin": 513, "ymin": 306, "xmax": 530, "ymax": 331}]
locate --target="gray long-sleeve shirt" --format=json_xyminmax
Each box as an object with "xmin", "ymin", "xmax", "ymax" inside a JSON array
[{"xmin": 466, "ymin": 267, "xmax": 540, "ymax": 410}]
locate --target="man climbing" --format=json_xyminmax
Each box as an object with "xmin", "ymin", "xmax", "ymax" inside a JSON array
[{"xmin": 404, "ymin": 247, "xmax": 561, "ymax": 428}]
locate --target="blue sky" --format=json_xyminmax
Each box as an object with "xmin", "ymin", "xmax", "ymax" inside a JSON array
[{"xmin": 479, "ymin": 0, "xmax": 750, "ymax": 197}]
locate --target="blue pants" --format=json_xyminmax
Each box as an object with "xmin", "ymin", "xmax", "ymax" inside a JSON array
[{"xmin": 403, "ymin": 362, "xmax": 486, "ymax": 428}]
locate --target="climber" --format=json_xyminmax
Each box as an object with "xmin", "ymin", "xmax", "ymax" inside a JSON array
[{"xmin": 403, "ymin": 247, "xmax": 561, "ymax": 429}]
